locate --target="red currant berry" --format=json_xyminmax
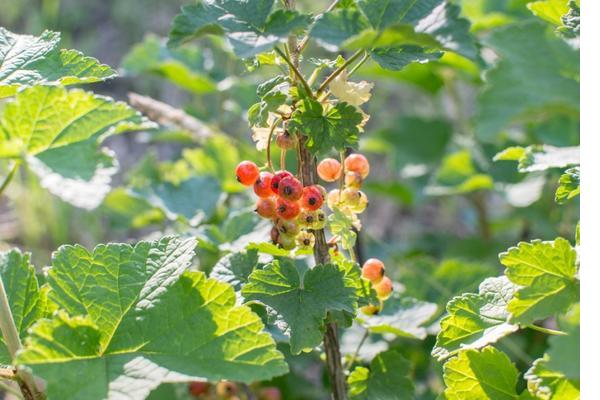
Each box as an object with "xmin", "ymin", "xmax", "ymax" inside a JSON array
[
  {"xmin": 278, "ymin": 176, "xmax": 303, "ymax": 201},
  {"xmin": 360, "ymin": 304, "xmax": 380, "ymax": 316},
  {"xmin": 276, "ymin": 198, "xmax": 300, "ymax": 220},
  {"xmin": 270, "ymin": 170, "xmax": 293, "ymax": 194},
  {"xmin": 374, "ymin": 276, "xmax": 393, "ymax": 300},
  {"xmin": 258, "ymin": 387, "xmax": 282, "ymax": 400},
  {"xmin": 270, "ymin": 226, "xmax": 280, "ymax": 243},
  {"xmin": 344, "ymin": 171, "xmax": 363, "ymax": 189},
  {"xmin": 276, "ymin": 218, "xmax": 301, "ymax": 235},
  {"xmin": 344, "ymin": 153, "xmax": 370, "ymax": 178},
  {"xmin": 362, "ymin": 258, "xmax": 385, "ymax": 283},
  {"xmin": 235, "ymin": 161, "xmax": 260, "ymax": 186},
  {"xmin": 254, "ymin": 172, "xmax": 274, "ymax": 198},
  {"xmin": 276, "ymin": 131, "xmax": 297, "ymax": 150},
  {"xmin": 256, "ymin": 198, "xmax": 276, "ymax": 219},
  {"xmin": 278, "ymin": 233, "xmax": 296, "ymax": 250},
  {"xmin": 188, "ymin": 382, "xmax": 210, "ymax": 397},
  {"xmin": 216, "ymin": 381, "xmax": 238, "ymax": 398},
  {"xmin": 317, "ymin": 158, "xmax": 342, "ymax": 182},
  {"xmin": 301, "ymin": 185, "xmax": 324, "ymax": 210}
]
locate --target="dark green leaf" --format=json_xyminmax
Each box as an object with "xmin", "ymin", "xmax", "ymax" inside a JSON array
[{"xmin": 348, "ymin": 350, "xmax": 414, "ymax": 399}]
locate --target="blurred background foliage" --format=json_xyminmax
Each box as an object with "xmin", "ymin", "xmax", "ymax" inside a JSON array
[{"xmin": 0, "ymin": 0, "xmax": 579, "ymax": 398}]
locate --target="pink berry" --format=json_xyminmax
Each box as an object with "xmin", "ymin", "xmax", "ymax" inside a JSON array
[
  {"xmin": 270, "ymin": 170, "xmax": 293, "ymax": 194},
  {"xmin": 301, "ymin": 185, "xmax": 324, "ymax": 210},
  {"xmin": 278, "ymin": 176, "xmax": 303, "ymax": 201},
  {"xmin": 256, "ymin": 198, "xmax": 277, "ymax": 219},
  {"xmin": 276, "ymin": 197, "xmax": 300, "ymax": 220},
  {"xmin": 344, "ymin": 154, "xmax": 370, "ymax": 178},
  {"xmin": 254, "ymin": 172, "xmax": 275, "ymax": 198},
  {"xmin": 361, "ymin": 258, "xmax": 385, "ymax": 283}
]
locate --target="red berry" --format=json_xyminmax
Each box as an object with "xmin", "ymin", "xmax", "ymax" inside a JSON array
[
  {"xmin": 362, "ymin": 258, "xmax": 385, "ymax": 283},
  {"xmin": 276, "ymin": 131, "xmax": 297, "ymax": 150},
  {"xmin": 254, "ymin": 172, "xmax": 274, "ymax": 198},
  {"xmin": 344, "ymin": 153, "xmax": 370, "ymax": 178},
  {"xmin": 301, "ymin": 185, "xmax": 324, "ymax": 210},
  {"xmin": 188, "ymin": 381, "xmax": 210, "ymax": 397},
  {"xmin": 270, "ymin": 170, "xmax": 293, "ymax": 194},
  {"xmin": 270, "ymin": 226, "xmax": 280, "ymax": 243},
  {"xmin": 276, "ymin": 197, "xmax": 300, "ymax": 220},
  {"xmin": 317, "ymin": 158, "xmax": 342, "ymax": 182},
  {"xmin": 374, "ymin": 276, "xmax": 393, "ymax": 300},
  {"xmin": 236, "ymin": 161, "xmax": 260, "ymax": 186},
  {"xmin": 278, "ymin": 176, "xmax": 303, "ymax": 201},
  {"xmin": 258, "ymin": 387, "xmax": 282, "ymax": 400},
  {"xmin": 256, "ymin": 198, "xmax": 276, "ymax": 219}
]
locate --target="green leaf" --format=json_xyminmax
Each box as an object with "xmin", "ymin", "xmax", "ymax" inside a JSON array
[
  {"xmin": 557, "ymin": 1, "xmax": 580, "ymax": 39},
  {"xmin": 494, "ymin": 145, "xmax": 579, "ymax": 173},
  {"xmin": 103, "ymin": 188, "xmax": 165, "ymax": 229},
  {"xmin": 432, "ymin": 276, "xmax": 519, "ymax": 361},
  {"xmin": 363, "ymin": 181, "xmax": 414, "ymax": 206},
  {"xmin": 0, "ymin": 85, "xmax": 154, "ymax": 158},
  {"xmin": 0, "ymin": 28, "xmax": 116, "ymax": 98},
  {"xmin": 525, "ymin": 356, "xmax": 580, "ymax": 400},
  {"xmin": 122, "ymin": 34, "xmax": 216, "ymax": 94},
  {"xmin": 546, "ymin": 325, "xmax": 579, "ymax": 379},
  {"xmin": 475, "ymin": 21, "xmax": 579, "ymax": 141},
  {"xmin": 348, "ymin": 350, "xmax": 414, "ymax": 399},
  {"xmin": 288, "ymin": 99, "xmax": 363, "ymax": 155},
  {"xmin": 210, "ymin": 249, "xmax": 259, "ymax": 292},
  {"xmin": 133, "ymin": 176, "xmax": 222, "ymax": 222},
  {"xmin": 0, "ymin": 250, "xmax": 44, "ymax": 364},
  {"xmin": 528, "ymin": 0, "xmax": 570, "ymax": 26},
  {"xmin": 183, "ymin": 134, "xmax": 243, "ymax": 193},
  {"xmin": 371, "ymin": 45, "xmax": 442, "ymax": 70},
  {"xmin": 428, "ymin": 150, "xmax": 494, "ymax": 195},
  {"xmin": 168, "ymin": 1, "xmax": 311, "ymax": 57},
  {"xmin": 242, "ymin": 260, "xmax": 357, "ymax": 354},
  {"xmin": 555, "ymin": 166, "xmax": 580, "ymax": 204},
  {"xmin": 360, "ymin": 295, "xmax": 437, "ymax": 339},
  {"xmin": 17, "ymin": 237, "xmax": 288, "ymax": 400},
  {"xmin": 443, "ymin": 347, "xmax": 519, "ymax": 400},
  {"xmin": 27, "ymin": 140, "xmax": 118, "ymax": 210},
  {"xmin": 247, "ymin": 75, "xmax": 288, "ymax": 127},
  {"xmin": 310, "ymin": 9, "xmax": 370, "ymax": 49},
  {"xmin": 500, "ymin": 238, "xmax": 579, "ymax": 325},
  {"xmin": 328, "ymin": 208, "xmax": 358, "ymax": 250}
]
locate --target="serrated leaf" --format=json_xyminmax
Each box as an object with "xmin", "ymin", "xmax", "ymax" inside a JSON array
[
  {"xmin": 17, "ymin": 237, "xmax": 288, "ymax": 400},
  {"xmin": 0, "ymin": 28, "xmax": 116, "ymax": 98},
  {"xmin": 0, "ymin": 250, "xmax": 44, "ymax": 364},
  {"xmin": 122, "ymin": 34, "xmax": 216, "ymax": 94},
  {"xmin": 287, "ymin": 98, "xmax": 363, "ymax": 155},
  {"xmin": 371, "ymin": 45, "xmax": 443, "ymax": 70},
  {"xmin": 210, "ymin": 249, "xmax": 259, "ymax": 292},
  {"xmin": 310, "ymin": 9, "xmax": 370, "ymax": 50},
  {"xmin": 133, "ymin": 176, "xmax": 222, "ymax": 222},
  {"xmin": 0, "ymin": 85, "xmax": 154, "ymax": 158},
  {"xmin": 328, "ymin": 208, "xmax": 358, "ymax": 250},
  {"xmin": 27, "ymin": 140, "xmax": 119, "ymax": 210},
  {"xmin": 443, "ymin": 347, "xmax": 519, "ymax": 400},
  {"xmin": 359, "ymin": 0, "xmax": 478, "ymax": 60},
  {"xmin": 528, "ymin": 0, "xmax": 570, "ymax": 26},
  {"xmin": 475, "ymin": 21, "xmax": 579, "ymax": 141},
  {"xmin": 494, "ymin": 145, "xmax": 579, "ymax": 173},
  {"xmin": 348, "ymin": 350, "xmax": 414, "ymax": 399},
  {"xmin": 432, "ymin": 276, "xmax": 519, "ymax": 361},
  {"xmin": 168, "ymin": 1, "xmax": 311, "ymax": 57},
  {"xmin": 555, "ymin": 166, "xmax": 580, "ymax": 204},
  {"xmin": 500, "ymin": 238, "xmax": 579, "ymax": 325},
  {"xmin": 248, "ymin": 75, "xmax": 288, "ymax": 127},
  {"xmin": 546, "ymin": 325, "xmax": 579, "ymax": 379},
  {"xmin": 361, "ymin": 295, "xmax": 437, "ymax": 339},
  {"xmin": 242, "ymin": 260, "xmax": 357, "ymax": 354},
  {"xmin": 525, "ymin": 356, "xmax": 580, "ymax": 400}
]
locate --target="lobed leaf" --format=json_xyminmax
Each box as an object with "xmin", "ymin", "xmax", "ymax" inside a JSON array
[
  {"xmin": 242, "ymin": 260, "xmax": 357, "ymax": 354},
  {"xmin": 17, "ymin": 236, "xmax": 288, "ymax": 400},
  {"xmin": 348, "ymin": 350, "xmax": 414, "ymax": 399}
]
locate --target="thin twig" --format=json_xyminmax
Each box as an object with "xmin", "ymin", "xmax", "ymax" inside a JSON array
[
  {"xmin": 0, "ymin": 379, "xmax": 24, "ymax": 399},
  {"xmin": 316, "ymin": 50, "xmax": 365, "ymax": 97},
  {"xmin": 273, "ymin": 47, "xmax": 314, "ymax": 98},
  {"xmin": 526, "ymin": 324, "xmax": 568, "ymax": 336},
  {"xmin": 345, "ymin": 329, "xmax": 369, "ymax": 371},
  {"xmin": 266, "ymin": 117, "xmax": 283, "ymax": 172},
  {"xmin": 0, "ymin": 162, "xmax": 19, "ymax": 198}
]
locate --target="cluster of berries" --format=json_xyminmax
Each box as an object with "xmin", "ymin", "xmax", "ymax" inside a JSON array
[
  {"xmin": 188, "ymin": 381, "xmax": 281, "ymax": 400},
  {"xmin": 235, "ymin": 161, "xmax": 326, "ymax": 251},
  {"xmin": 359, "ymin": 258, "xmax": 393, "ymax": 315},
  {"xmin": 318, "ymin": 154, "xmax": 369, "ymax": 216}
]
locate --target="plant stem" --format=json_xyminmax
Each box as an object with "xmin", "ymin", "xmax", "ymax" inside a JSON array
[
  {"xmin": 469, "ymin": 192, "xmax": 491, "ymax": 241},
  {"xmin": 526, "ymin": 324, "xmax": 568, "ymax": 336},
  {"xmin": 266, "ymin": 117, "xmax": 283, "ymax": 172},
  {"xmin": 0, "ymin": 379, "xmax": 24, "ymax": 400},
  {"xmin": 316, "ymin": 50, "xmax": 365, "ymax": 97},
  {"xmin": 347, "ymin": 53, "xmax": 370, "ymax": 77},
  {"xmin": 273, "ymin": 47, "xmax": 314, "ymax": 98},
  {"xmin": 0, "ymin": 161, "xmax": 20, "ymax": 198},
  {"xmin": 345, "ymin": 329, "xmax": 368, "ymax": 371}
]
